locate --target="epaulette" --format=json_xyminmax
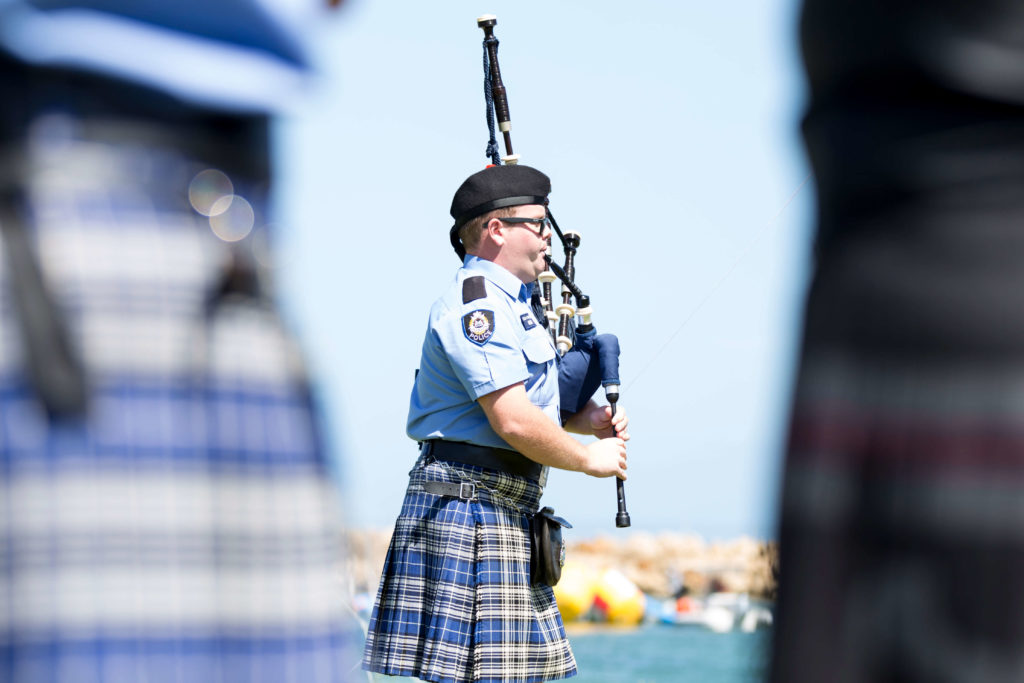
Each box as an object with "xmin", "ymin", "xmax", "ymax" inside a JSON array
[{"xmin": 462, "ymin": 276, "xmax": 487, "ymax": 304}]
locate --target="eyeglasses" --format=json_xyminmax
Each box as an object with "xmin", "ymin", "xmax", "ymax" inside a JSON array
[{"xmin": 495, "ymin": 216, "xmax": 551, "ymax": 237}]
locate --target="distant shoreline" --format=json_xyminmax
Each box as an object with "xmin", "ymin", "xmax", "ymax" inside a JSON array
[{"xmin": 343, "ymin": 529, "xmax": 778, "ymax": 600}]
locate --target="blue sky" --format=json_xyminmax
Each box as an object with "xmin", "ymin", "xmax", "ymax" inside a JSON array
[{"xmin": 274, "ymin": 0, "xmax": 813, "ymax": 540}]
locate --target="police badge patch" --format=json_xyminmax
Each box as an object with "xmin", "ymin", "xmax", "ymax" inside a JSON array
[{"xmin": 462, "ymin": 309, "xmax": 495, "ymax": 345}]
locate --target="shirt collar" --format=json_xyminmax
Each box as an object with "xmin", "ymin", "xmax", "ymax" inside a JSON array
[{"xmin": 463, "ymin": 255, "xmax": 530, "ymax": 302}]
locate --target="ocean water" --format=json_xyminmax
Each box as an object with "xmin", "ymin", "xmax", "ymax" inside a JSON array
[
  {"xmin": 568, "ymin": 624, "xmax": 770, "ymax": 683},
  {"xmin": 366, "ymin": 624, "xmax": 771, "ymax": 682}
]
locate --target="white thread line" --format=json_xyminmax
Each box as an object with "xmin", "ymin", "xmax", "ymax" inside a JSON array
[{"xmin": 623, "ymin": 172, "xmax": 812, "ymax": 394}]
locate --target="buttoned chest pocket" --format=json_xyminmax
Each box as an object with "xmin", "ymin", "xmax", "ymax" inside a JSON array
[
  {"xmin": 522, "ymin": 334, "xmax": 556, "ymax": 366},
  {"xmin": 521, "ymin": 333, "xmax": 556, "ymax": 391}
]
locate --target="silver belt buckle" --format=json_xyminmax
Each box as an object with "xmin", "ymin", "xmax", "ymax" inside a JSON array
[{"xmin": 459, "ymin": 481, "xmax": 477, "ymax": 500}]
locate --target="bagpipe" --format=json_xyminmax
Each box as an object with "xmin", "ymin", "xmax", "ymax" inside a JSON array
[{"xmin": 477, "ymin": 15, "xmax": 630, "ymax": 528}]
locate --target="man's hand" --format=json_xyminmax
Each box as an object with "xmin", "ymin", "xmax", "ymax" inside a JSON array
[
  {"xmin": 585, "ymin": 403, "xmax": 630, "ymax": 441},
  {"xmin": 584, "ymin": 438, "xmax": 628, "ymax": 480}
]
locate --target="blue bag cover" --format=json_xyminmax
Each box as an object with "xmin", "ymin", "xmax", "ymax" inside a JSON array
[{"xmin": 558, "ymin": 330, "xmax": 620, "ymax": 418}]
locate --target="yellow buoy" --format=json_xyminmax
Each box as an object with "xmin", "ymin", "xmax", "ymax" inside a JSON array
[
  {"xmin": 553, "ymin": 562, "xmax": 597, "ymax": 622},
  {"xmin": 592, "ymin": 568, "xmax": 645, "ymax": 625}
]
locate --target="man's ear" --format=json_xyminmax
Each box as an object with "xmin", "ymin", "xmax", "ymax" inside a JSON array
[{"xmin": 485, "ymin": 217, "xmax": 506, "ymax": 246}]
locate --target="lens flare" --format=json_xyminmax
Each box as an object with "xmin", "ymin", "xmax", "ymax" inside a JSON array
[
  {"xmin": 189, "ymin": 169, "xmax": 233, "ymax": 216},
  {"xmin": 209, "ymin": 195, "xmax": 254, "ymax": 242}
]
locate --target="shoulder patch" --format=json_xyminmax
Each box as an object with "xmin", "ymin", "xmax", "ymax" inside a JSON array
[
  {"xmin": 462, "ymin": 309, "xmax": 495, "ymax": 345},
  {"xmin": 462, "ymin": 276, "xmax": 487, "ymax": 304}
]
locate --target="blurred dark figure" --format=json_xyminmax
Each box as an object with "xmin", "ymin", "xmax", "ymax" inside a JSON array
[
  {"xmin": 771, "ymin": 1, "xmax": 1024, "ymax": 682},
  {"xmin": 0, "ymin": 2, "xmax": 359, "ymax": 682}
]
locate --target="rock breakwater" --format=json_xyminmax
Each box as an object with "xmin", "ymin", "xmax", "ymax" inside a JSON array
[{"xmin": 344, "ymin": 529, "xmax": 778, "ymax": 600}]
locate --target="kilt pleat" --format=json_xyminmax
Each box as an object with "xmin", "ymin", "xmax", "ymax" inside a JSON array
[{"xmin": 363, "ymin": 457, "xmax": 576, "ymax": 683}]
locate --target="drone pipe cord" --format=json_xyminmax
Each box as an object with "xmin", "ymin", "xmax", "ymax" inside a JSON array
[{"xmin": 477, "ymin": 15, "xmax": 517, "ymax": 164}]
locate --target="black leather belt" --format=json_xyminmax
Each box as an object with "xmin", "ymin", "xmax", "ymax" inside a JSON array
[{"xmin": 421, "ymin": 439, "xmax": 542, "ymax": 482}]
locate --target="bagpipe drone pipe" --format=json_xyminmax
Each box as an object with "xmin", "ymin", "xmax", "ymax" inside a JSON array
[{"xmin": 477, "ymin": 15, "xmax": 630, "ymax": 528}]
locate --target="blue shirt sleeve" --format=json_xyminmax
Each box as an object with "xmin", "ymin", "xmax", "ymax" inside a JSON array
[{"xmin": 435, "ymin": 300, "xmax": 530, "ymax": 400}]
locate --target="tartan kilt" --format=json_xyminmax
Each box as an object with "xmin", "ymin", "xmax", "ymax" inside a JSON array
[
  {"xmin": 0, "ymin": 103, "xmax": 356, "ymax": 681},
  {"xmin": 363, "ymin": 456, "xmax": 577, "ymax": 683},
  {"xmin": 771, "ymin": 350, "xmax": 1024, "ymax": 683}
]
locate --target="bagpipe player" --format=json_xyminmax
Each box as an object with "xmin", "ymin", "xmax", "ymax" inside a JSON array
[{"xmin": 362, "ymin": 163, "xmax": 629, "ymax": 683}]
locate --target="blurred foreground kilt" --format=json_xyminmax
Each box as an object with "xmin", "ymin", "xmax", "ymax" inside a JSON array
[
  {"xmin": 774, "ymin": 354, "xmax": 1024, "ymax": 682},
  {"xmin": 772, "ymin": 1, "xmax": 1024, "ymax": 681},
  {"xmin": 0, "ymin": 66, "xmax": 357, "ymax": 681}
]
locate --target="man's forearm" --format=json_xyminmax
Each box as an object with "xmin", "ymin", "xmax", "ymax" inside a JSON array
[
  {"xmin": 562, "ymin": 399, "xmax": 601, "ymax": 435},
  {"xmin": 478, "ymin": 384, "xmax": 590, "ymax": 472},
  {"xmin": 499, "ymin": 407, "xmax": 591, "ymax": 471}
]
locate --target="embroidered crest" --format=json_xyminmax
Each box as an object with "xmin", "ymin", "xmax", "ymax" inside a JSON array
[
  {"xmin": 462, "ymin": 309, "xmax": 495, "ymax": 345},
  {"xmin": 520, "ymin": 313, "xmax": 537, "ymax": 331}
]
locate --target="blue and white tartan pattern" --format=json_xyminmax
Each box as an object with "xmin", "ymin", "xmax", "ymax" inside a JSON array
[
  {"xmin": 363, "ymin": 456, "xmax": 577, "ymax": 683},
  {"xmin": 0, "ymin": 120, "xmax": 358, "ymax": 681}
]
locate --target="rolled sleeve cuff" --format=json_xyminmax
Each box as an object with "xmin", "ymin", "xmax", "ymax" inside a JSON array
[{"xmin": 469, "ymin": 367, "xmax": 530, "ymax": 400}]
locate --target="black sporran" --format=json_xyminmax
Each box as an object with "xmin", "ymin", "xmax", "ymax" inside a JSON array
[{"xmin": 529, "ymin": 507, "xmax": 572, "ymax": 587}]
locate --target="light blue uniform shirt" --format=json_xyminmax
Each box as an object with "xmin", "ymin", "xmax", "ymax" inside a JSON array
[{"xmin": 407, "ymin": 255, "xmax": 560, "ymax": 450}]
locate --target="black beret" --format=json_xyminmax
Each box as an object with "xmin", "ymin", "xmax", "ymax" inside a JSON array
[{"xmin": 449, "ymin": 164, "xmax": 551, "ymax": 258}]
